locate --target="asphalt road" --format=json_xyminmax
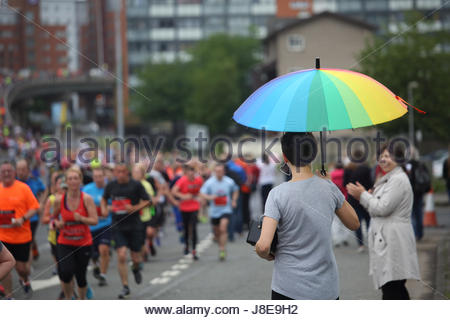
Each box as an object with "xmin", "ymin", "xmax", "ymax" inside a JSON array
[{"xmin": 9, "ymin": 192, "xmax": 449, "ymax": 300}]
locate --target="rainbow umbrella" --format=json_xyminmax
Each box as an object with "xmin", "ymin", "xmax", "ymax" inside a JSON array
[{"xmin": 233, "ymin": 59, "xmax": 421, "ymax": 174}]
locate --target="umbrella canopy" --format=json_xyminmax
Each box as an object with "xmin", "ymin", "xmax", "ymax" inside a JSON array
[{"xmin": 233, "ymin": 67, "xmax": 408, "ymax": 132}]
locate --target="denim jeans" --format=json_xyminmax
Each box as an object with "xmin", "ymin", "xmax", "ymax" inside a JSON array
[
  {"xmin": 228, "ymin": 193, "xmax": 243, "ymax": 241},
  {"xmin": 355, "ymin": 206, "xmax": 370, "ymax": 246},
  {"xmin": 411, "ymin": 196, "xmax": 424, "ymax": 240}
]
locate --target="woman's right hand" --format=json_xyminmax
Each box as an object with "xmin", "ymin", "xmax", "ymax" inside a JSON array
[{"xmin": 54, "ymin": 219, "xmax": 64, "ymax": 229}]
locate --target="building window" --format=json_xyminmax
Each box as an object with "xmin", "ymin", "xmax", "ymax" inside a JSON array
[
  {"xmin": 157, "ymin": 18, "xmax": 175, "ymax": 28},
  {"xmin": 25, "ymin": 11, "xmax": 34, "ymax": 20},
  {"xmin": 26, "ymin": 25, "xmax": 34, "ymax": 36},
  {"xmin": 287, "ymin": 34, "xmax": 305, "ymax": 52},
  {"xmin": 27, "ymin": 51, "xmax": 35, "ymax": 61},
  {"xmin": 55, "ymin": 30, "xmax": 66, "ymax": 38},
  {"xmin": 339, "ymin": 0, "xmax": 362, "ymax": 11},
  {"xmin": 56, "ymin": 44, "xmax": 66, "ymax": 51},
  {"xmin": 1, "ymin": 30, "xmax": 13, "ymax": 38},
  {"xmin": 365, "ymin": 0, "xmax": 388, "ymax": 10},
  {"xmin": 159, "ymin": 43, "xmax": 168, "ymax": 52}
]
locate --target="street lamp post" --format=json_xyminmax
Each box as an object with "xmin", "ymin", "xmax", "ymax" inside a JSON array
[
  {"xmin": 114, "ymin": 0, "xmax": 124, "ymax": 139},
  {"xmin": 408, "ymin": 81, "xmax": 418, "ymax": 149}
]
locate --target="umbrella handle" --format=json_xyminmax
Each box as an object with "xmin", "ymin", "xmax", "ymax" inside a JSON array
[{"xmin": 320, "ymin": 131, "xmax": 327, "ymax": 176}]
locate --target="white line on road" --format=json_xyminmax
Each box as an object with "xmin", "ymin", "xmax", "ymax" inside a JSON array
[
  {"xmin": 161, "ymin": 270, "xmax": 180, "ymax": 277},
  {"xmin": 31, "ymin": 275, "xmax": 60, "ymax": 291},
  {"xmin": 150, "ymin": 277, "xmax": 171, "ymax": 285},
  {"xmin": 148, "ymin": 233, "xmax": 213, "ymax": 287}
]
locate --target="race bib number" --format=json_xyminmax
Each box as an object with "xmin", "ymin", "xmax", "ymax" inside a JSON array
[
  {"xmin": 214, "ymin": 196, "xmax": 228, "ymax": 206},
  {"xmin": 62, "ymin": 221, "xmax": 85, "ymax": 241},
  {"xmin": 112, "ymin": 199, "xmax": 131, "ymax": 215},
  {"xmin": 0, "ymin": 210, "xmax": 15, "ymax": 228}
]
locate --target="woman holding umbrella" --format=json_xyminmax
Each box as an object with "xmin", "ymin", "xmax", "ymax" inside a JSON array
[
  {"xmin": 255, "ymin": 132, "xmax": 360, "ymax": 299},
  {"xmin": 346, "ymin": 143, "xmax": 420, "ymax": 299},
  {"xmin": 233, "ymin": 58, "xmax": 424, "ymax": 300}
]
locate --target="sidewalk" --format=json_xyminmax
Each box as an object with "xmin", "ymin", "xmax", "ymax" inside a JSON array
[{"xmin": 407, "ymin": 195, "xmax": 450, "ymax": 299}]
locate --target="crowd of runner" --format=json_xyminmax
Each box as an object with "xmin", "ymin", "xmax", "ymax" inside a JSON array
[{"xmin": 0, "ymin": 148, "xmax": 274, "ymax": 300}]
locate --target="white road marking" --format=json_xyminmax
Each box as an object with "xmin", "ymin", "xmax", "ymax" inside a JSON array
[
  {"xmin": 31, "ymin": 275, "xmax": 60, "ymax": 291},
  {"xmin": 150, "ymin": 277, "xmax": 171, "ymax": 285},
  {"xmin": 178, "ymin": 258, "xmax": 193, "ymax": 264},
  {"xmin": 161, "ymin": 270, "xmax": 180, "ymax": 277},
  {"xmin": 148, "ymin": 233, "xmax": 214, "ymax": 286},
  {"xmin": 172, "ymin": 264, "xmax": 189, "ymax": 270}
]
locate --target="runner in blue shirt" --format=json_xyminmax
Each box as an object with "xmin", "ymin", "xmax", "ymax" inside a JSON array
[
  {"xmin": 82, "ymin": 167, "xmax": 111, "ymax": 286},
  {"xmin": 200, "ymin": 163, "xmax": 239, "ymax": 261}
]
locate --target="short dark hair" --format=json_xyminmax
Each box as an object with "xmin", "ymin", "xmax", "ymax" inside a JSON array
[
  {"xmin": 380, "ymin": 142, "xmax": 407, "ymax": 164},
  {"xmin": 281, "ymin": 132, "xmax": 317, "ymax": 167},
  {"xmin": 1, "ymin": 160, "xmax": 15, "ymax": 168}
]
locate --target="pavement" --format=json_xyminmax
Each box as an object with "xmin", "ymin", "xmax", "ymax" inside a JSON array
[
  {"xmin": 407, "ymin": 192, "xmax": 450, "ymax": 300},
  {"xmin": 6, "ymin": 192, "xmax": 449, "ymax": 300}
]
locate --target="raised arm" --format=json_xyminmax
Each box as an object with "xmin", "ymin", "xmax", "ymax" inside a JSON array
[{"xmin": 359, "ymin": 177, "xmax": 405, "ymax": 217}]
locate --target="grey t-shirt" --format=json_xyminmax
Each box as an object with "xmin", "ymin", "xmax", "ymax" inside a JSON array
[{"xmin": 264, "ymin": 176, "xmax": 345, "ymax": 299}]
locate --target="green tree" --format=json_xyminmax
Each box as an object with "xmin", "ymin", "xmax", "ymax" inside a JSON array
[
  {"xmin": 358, "ymin": 12, "xmax": 450, "ymax": 141},
  {"xmin": 133, "ymin": 61, "xmax": 191, "ymax": 130},
  {"xmin": 133, "ymin": 34, "xmax": 261, "ymax": 136},
  {"xmin": 187, "ymin": 34, "xmax": 261, "ymax": 135}
]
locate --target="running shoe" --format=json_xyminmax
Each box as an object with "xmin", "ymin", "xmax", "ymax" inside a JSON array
[
  {"xmin": 0, "ymin": 285, "xmax": 5, "ymax": 299},
  {"xmin": 132, "ymin": 266, "xmax": 142, "ymax": 284},
  {"xmin": 184, "ymin": 247, "xmax": 189, "ymax": 255},
  {"xmin": 86, "ymin": 286, "xmax": 94, "ymax": 299},
  {"xmin": 19, "ymin": 280, "xmax": 33, "ymax": 299},
  {"xmin": 219, "ymin": 250, "xmax": 226, "ymax": 261},
  {"xmin": 118, "ymin": 286, "xmax": 130, "ymax": 299},
  {"xmin": 192, "ymin": 250, "xmax": 199, "ymax": 261},
  {"xmin": 98, "ymin": 274, "xmax": 108, "ymax": 287},
  {"xmin": 93, "ymin": 266, "xmax": 101, "ymax": 280}
]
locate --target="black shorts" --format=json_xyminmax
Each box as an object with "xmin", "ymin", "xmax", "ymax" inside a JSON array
[
  {"xmin": 2, "ymin": 241, "xmax": 31, "ymax": 262},
  {"xmin": 211, "ymin": 213, "xmax": 232, "ymax": 226},
  {"xmin": 51, "ymin": 243, "xmax": 58, "ymax": 259},
  {"xmin": 113, "ymin": 226, "xmax": 144, "ymax": 252},
  {"xmin": 92, "ymin": 226, "xmax": 112, "ymax": 248},
  {"xmin": 148, "ymin": 205, "xmax": 165, "ymax": 228},
  {"xmin": 30, "ymin": 220, "xmax": 39, "ymax": 239}
]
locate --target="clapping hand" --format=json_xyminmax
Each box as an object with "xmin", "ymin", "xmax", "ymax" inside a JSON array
[{"xmin": 346, "ymin": 182, "xmax": 366, "ymax": 201}]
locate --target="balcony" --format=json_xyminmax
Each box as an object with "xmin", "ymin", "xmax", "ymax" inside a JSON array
[
  {"xmin": 150, "ymin": 28, "xmax": 176, "ymax": 40},
  {"xmin": 150, "ymin": 5, "xmax": 175, "ymax": 16},
  {"xmin": 177, "ymin": 4, "xmax": 202, "ymax": 16},
  {"xmin": 178, "ymin": 28, "xmax": 203, "ymax": 40}
]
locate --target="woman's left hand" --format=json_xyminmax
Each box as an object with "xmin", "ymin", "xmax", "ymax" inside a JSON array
[
  {"xmin": 346, "ymin": 182, "xmax": 366, "ymax": 201},
  {"xmin": 255, "ymin": 247, "xmax": 274, "ymax": 261}
]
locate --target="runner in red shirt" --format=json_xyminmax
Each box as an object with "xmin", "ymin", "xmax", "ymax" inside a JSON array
[
  {"xmin": 52, "ymin": 167, "xmax": 98, "ymax": 299},
  {"xmin": 172, "ymin": 163, "xmax": 203, "ymax": 260}
]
